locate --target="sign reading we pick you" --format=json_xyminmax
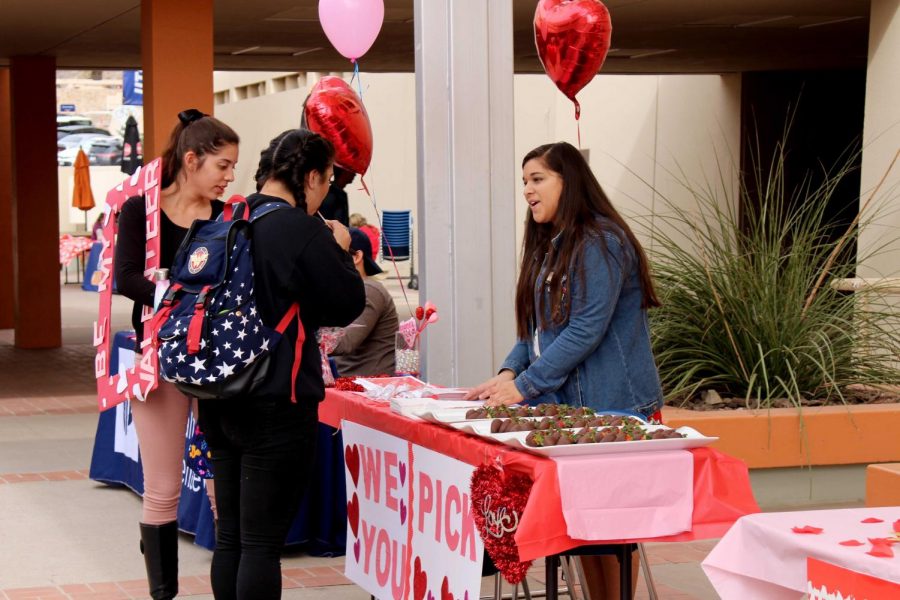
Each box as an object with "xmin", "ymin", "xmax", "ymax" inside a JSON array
[{"xmin": 342, "ymin": 421, "xmax": 484, "ymax": 600}]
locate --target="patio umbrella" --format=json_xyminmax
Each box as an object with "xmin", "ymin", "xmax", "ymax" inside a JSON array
[{"xmin": 72, "ymin": 148, "xmax": 95, "ymax": 228}]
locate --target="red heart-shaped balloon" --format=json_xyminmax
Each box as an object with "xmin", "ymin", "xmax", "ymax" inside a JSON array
[
  {"xmin": 534, "ymin": 0, "xmax": 612, "ymax": 117},
  {"xmin": 469, "ymin": 464, "xmax": 534, "ymax": 584},
  {"xmin": 304, "ymin": 76, "xmax": 373, "ymax": 175}
]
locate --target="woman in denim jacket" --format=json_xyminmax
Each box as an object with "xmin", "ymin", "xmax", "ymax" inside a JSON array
[{"xmin": 468, "ymin": 141, "xmax": 663, "ymax": 598}]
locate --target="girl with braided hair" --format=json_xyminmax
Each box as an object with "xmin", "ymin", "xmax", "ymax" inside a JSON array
[{"xmin": 198, "ymin": 128, "xmax": 365, "ymax": 599}]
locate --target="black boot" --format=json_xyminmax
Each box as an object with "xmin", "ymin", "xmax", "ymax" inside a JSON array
[{"xmin": 139, "ymin": 521, "xmax": 179, "ymax": 599}]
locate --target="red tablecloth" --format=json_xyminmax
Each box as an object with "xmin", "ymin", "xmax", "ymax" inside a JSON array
[
  {"xmin": 320, "ymin": 389, "xmax": 760, "ymax": 561},
  {"xmin": 59, "ymin": 234, "xmax": 94, "ymax": 266}
]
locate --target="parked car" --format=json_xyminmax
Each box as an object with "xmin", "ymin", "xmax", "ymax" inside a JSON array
[
  {"xmin": 87, "ymin": 136, "xmax": 124, "ymax": 166},
  {"xmin": 57, "ymin": 115, "xmax": 93, "ymax": 127},
  {"xmin": 58, "ymin": 135, "xmax": 124, "ymax": 167},
  {"xmin": 57, "ymin": 125, "xmax": 111, "ymax": 141}
]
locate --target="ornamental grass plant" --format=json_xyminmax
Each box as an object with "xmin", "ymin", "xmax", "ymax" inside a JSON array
[{"xmin": 647, "ymin": 137, "xmax": 900, "ymax": 410}]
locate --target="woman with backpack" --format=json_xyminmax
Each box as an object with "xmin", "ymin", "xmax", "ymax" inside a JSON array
[
  {"xmin": 115, "ymin": 109, "xmax": 239, "ymax": 600},
  {"xmin": 197, "ymin": 128, "xmax": 365, "ymax": 600}
]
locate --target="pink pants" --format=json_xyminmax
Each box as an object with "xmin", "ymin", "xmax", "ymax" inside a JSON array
[{"xmin": 131, "ymin": 380, "xmax": 216, "ymax": 524}]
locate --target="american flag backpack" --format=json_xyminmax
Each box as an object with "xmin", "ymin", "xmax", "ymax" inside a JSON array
[{"xmin": 149, "ymin": 196, "xmax": 305, "ymax": 401}]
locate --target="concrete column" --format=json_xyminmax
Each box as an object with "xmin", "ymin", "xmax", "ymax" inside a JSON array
[
  {"xmin": 859, "ymin": 0, "xmax": 900, "ymax": 278},
  {"xmin": 141, "ymin": 0, "xmax": 214, "ymax": 159},
  {"xmin": 0, "ymin": 68, "xmax": 13, "ymax": 329},
  {"xmin": 10, "ymin": 57, "xmax": 60, "ymax": 348},
  {"xmin": 414, "ymin": 0, "xmax": 517, "ymax": 386}
]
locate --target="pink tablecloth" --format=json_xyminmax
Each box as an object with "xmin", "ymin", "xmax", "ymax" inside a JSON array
[
  {"xmin": 320, "ymin": 390, "xmax": 759, "ymax": 561},
  {"xmin": 702, "ymin": 506, "xmax": 900, "ymax": 599}
]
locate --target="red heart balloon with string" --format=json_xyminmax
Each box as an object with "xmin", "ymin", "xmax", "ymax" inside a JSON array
[
  {"xmin": 304, "ymin": 76, "xmax": 373, "ymax": 175},
  {"xmin": 534, "ymin": 0, "xmax": 612, "ymax": 119},
  {"xmin": 470, "ymin": 464, "xmax": 534, "ymax": 583}
]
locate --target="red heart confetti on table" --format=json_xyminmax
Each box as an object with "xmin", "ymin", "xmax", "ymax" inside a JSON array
[
  {"xmin": 867, "ymin": 538, "xmax": 895, "ymax": 558},
  {"xmin": 792, "ymin": 525, "xmax": 824, "ymax": 534},
  {"xmin": 894, "ymin": 519, "xmax": 900, "ymax": 533},
  {"xmin": 839, "ymin": 539, "xmax": 865, "ymax": 546},
  {"xmin": 861, "ymin": 517, "xmax": 884, "ymax": 523}
]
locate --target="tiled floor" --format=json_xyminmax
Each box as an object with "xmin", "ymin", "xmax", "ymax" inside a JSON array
[{"xmin": 0, "ymin": 281, "xmax": 722, "ymax": 599}]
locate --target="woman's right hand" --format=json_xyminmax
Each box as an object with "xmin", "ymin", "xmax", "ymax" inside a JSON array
[
  {"xmin": 328, "ymin": 220, "xmax": 351, "ymax": 251},
  {"xmin": 464, "ymin": 369, "xmax": 516, "ymax": 401}
]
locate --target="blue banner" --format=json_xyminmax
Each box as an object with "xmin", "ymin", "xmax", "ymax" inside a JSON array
[{"xmin": 123, "ymin": 70, "xmax": 143, "ymax": 106}]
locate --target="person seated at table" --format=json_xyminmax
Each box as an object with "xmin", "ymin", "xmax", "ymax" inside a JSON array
[
  {"xmin": 350, "ymin": 212, "xmax": 381, "ymax": 259},
  {"xmin": 466, "ymin": 141, "xmax": 664, "ymax": 599},
  {"xmin": 198, "ymin": 128, "xmax": 365, "ymax": 600},
  {"xmin": 330, "ymin": 227, "xmax": 399, "ymax": 376},
  {"xmin": 115, "ymin": 109, "xmax": 239, "ymax": 600}
]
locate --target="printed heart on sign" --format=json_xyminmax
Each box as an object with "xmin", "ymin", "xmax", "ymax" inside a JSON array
[
  {"xmin": 441, "ymin": 576, "xmax": 454, "ymax": 600},
  {"xmin": 399, "ymin": 461, "xmax": 407, "ymax": 485},
  {"xmin": 345, "ymin": 444, "xmax": 360, "ymax": 487},
  {"xmin": 470, "ymin": 464, "xmax": 534, "ymax": 584},
  {"xmin": 353, "ymin": 538, "xmax": 361, "ymax": 562},
  {"xmin": 347, "ymin": 492, "xmax": 360, "ymax": 538},
  {"xmin": 413, "ymin": 556, "xmax": 428, "ymax": 600},
  {"xmin": 400, "ymin": 499, "xmax": 407, "ymax": 525}
]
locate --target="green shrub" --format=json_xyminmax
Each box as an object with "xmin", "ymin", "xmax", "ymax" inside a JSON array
[{"xmin": 648, "ymin": 141, "xmax": 900, "ymax": 408}]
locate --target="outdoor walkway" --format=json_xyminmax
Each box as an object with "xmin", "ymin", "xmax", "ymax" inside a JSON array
[{"xmin": 0, "ymin": 281, "xmax": 722, "ymax": 599}]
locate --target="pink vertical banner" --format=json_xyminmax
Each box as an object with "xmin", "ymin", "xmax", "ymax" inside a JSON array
[{"xmin": 94, "ymin": 158, "xmax": 162, "ymax": 411}]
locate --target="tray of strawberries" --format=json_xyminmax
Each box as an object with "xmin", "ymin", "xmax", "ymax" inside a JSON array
[
  {"xmin": 451, "ymin": 413, "xmax": 647, "ymax": 435},
  {"xmin": 492, "ymin": 423, "xmax": 717, "ymax": 456},
  {"xmin": 416, "ymin": 403, "xmax": 603, "ymax": 425}
]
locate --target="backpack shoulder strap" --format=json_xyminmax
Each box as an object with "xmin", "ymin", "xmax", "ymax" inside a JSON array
[
  {"xmin": 249, "ymin": 201, "xmax": 291, "ymax": 222},
  {"xmin": 221, "ymin": 195, "xmax": 248, "ymax": 222}
]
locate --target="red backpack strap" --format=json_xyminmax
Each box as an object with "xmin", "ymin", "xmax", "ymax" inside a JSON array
[
  {"xmin": 222, "ymin": 195, "xmax": 248, "ymax": 222},
  {"xmin": 275, "ymin": 303, "xmax": 304, "ymax": 403},
  {"xmin": 186, "ymin": 285, "xmax": 211, "ymax": 355},
  {"xmin": 148, "ymin": 283, "xmax": 183, "ymax": 348}
]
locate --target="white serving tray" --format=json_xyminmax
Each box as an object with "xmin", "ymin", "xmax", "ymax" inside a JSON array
[
  {"xmin": 449, "ymin": 413, "xmax": 648, "ymax": 436},
  {"xmin": 491, "ymin": 426, "xmax": 718, "ymax": 457}
]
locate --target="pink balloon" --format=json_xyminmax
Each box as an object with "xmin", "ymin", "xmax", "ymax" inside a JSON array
[{"xmin": 319, "ymin": 0, "xmax": 385, "ymax": 62}]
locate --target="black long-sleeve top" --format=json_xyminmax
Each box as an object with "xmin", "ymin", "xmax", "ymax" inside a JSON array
[
  {"xmin": 245, "ymin": 193, "xmax": 365, "ymax": 402},
  {"xmin": 114, "ymin": 196, "xmax": 223, "ymax": 348}
]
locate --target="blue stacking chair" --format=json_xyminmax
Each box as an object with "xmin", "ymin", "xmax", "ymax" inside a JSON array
[{"xmin": 380, "ymin": 209, "xmax": 418, "ymax": 289}]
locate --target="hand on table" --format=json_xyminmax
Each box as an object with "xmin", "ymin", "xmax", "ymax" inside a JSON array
[
  {"xmin": 464, "ymin": 370, "xmax": 515, "ymax": 400},
  {"xmin": 484, "ymin": 380, "xmax": 524, "ymax": 407}
]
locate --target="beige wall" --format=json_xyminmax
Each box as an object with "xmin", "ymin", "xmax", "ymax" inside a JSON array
[
  {"xmin": 58, "ymin": 166, "xmax": 128, "ymax": 233},
  {"xmin": 859, "ymin": 0, "xmax": 900, "ymax": 279},
  {"xmin": 213, "ymin": 71, "xmax": 417, "ymax": 248},
  {"xmin": 213, "ymin": 71, "xmax": 741, "ymax": 269},
  {"xmin": 514, "ymin": 73, "xmax": 741, "ymax": 255}
]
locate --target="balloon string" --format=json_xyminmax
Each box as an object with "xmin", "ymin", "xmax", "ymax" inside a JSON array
[
  {"xmin": 359, "ymin": 175, "xmax": 415, "ymax": 319},
  {"xmin": 574, "ymin": 100, "xmax": 582, "ymax": 148},
  {"xmin": 350, "ymin": 61, "xmax": 364, "ymax": 101}
]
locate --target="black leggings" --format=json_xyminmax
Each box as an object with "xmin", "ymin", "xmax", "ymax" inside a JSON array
[{"xmin": 199, "ymin": 397, "xmax": 318, "ymax": 600}]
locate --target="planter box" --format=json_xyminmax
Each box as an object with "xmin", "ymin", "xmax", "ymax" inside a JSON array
[{"xmin": 663, "ymin": 403, "xmax": 900, "ymax": 469}]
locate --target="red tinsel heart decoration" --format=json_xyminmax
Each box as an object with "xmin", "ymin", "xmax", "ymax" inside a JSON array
[{"xmin": 470, "ymin": 464, "xmax": 534, "ymax": 583}]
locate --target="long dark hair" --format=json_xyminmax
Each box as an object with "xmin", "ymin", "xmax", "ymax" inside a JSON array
[
  {"xmin": 160, "ymin": 109, "xmax": 239, "ymax": 189},
  {"xmin": 254, "ymin": 129, "xmax": 335, "ymax": 212},
  {"xmin": 514, "ymin": 142, "xmax": 659, "ymax": 340}
]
